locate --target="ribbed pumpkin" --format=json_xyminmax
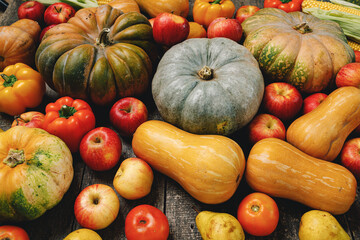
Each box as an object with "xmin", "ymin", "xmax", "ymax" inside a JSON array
[
  {"xmin": 242, "ymin": 8, "xmax": 355, "ymax": 93},
  {"xmin": 35, "ymin": 4, "xmax": 154, "ymax": 106},
  {"xmin": 0, "ymin": 19, "xmax": 41, "ymax": 71},
  {"xmin": 0, "ymin": 126, "xmax": 73, "ymax": 222},
  {"xmin": 152, "ymin": 38, "xmax": 264, "ymax": 135}
]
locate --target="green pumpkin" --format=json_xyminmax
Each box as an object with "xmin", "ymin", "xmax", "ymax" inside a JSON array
[
  {"xmin": 0, "ymin": 126, "xmax": 73, "ymax": 222},
  {"xmin": 35, "ymin": 5, "xmax": 154, "ymax": 105},
  {"xmin": 152, "ymin": 38, "xmax": 264, "ymax": 136},
  {"xmin": 242, "ymin": 8, "xmax": 355, "ymax": 93}
]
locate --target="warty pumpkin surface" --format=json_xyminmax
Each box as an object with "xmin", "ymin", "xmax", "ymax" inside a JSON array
[
  {"xmin": 35, "ymin": 4, "xmax": 153, "ymax": 106},
  {"xmin": 242, "ymin": 8, "xmax": 355, "ymax": 93},
  {"xmin": 0, "ymin": 126, "xmax": 73, "ymax": 222},
  {"xmin": 152, "ymin": 37, "xmax": 264, "ymax": 136}
]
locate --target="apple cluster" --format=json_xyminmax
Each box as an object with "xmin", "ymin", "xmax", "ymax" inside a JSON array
[{"xmin": 17, "ymin": 1, "xmax": 75, "ymax": 41}]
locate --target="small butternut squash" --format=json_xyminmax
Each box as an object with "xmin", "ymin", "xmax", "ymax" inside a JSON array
[
  {"xmin": 104, "ymin": 0, "xmax": 140, "ymax": 13},
  {"xmin": 286, "ymin": 86, "xmax": 360, "ymax": 161},
  {"xmin": 132, "ymin": 120, "xmax": 246, "ymax": 204},
  {"xmin": 134, "ymin": 0, "xmax": 189, "ymax": 18},
  {"xmin": 246, "ymin": 138, "xmax": 357, "ymax": 215}
]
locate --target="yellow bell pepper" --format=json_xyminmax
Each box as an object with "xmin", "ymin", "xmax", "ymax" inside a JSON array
[
  {"xmin": 0, "ymin": 63, "xmax": 46, "ymax": 116},
  {"xmin": 193, "ymin": 0, "xmax": 236, "ymax": 28}
]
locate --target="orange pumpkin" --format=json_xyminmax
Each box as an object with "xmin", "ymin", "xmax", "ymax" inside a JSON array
[
  {"xmin": 187, "ymin": 22, "xmax": 207, "ymax": 39},
  {"xmin": 0, "ymin": 19, "xmax": 41, "ymax": 71}
]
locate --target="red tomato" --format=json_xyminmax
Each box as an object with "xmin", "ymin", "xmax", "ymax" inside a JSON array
[
  {"xmin": 0, "ymin": 225, "xmax": 30, "ymax": 240},
  {"xmin": 237, "ymin": 192, "xmax": 279, "ymax": 236},
  {"xmin": 264, "ymin": 0, "xmax": 303, "ymax": 13},
  {"xmin": 125, "ymin": 204, "xmax": 169, "ymax": 240}
]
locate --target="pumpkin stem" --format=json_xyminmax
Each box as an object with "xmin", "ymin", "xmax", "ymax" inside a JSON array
[
  {"xmin": 293, "ymin": 22, "xmax": 312, "ymax": 34},
  {"xmin": 3, "ymin": 149, "xmax": 25, "ymax": 168},
  {"xmin": 1, "ymin": 74, "xmax": 18, "ymax": 87},
  {"xmin": 198, "ymin": 66, "xmax": 214, "ymax": 80},
  {"xmin": 210, "ymin": 0, "xmax": 222, "ymax": 4},
  {"xmin": 96, "ymin": 28, "xmax": 112, "ymax": 47},
  {"xmin": 59, "ymin": 105, "xmax": 77, "ymax": 119}
]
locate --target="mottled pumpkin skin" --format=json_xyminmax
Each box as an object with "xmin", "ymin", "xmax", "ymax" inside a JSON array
[
  {"xmin": 0, "ymin": 19, "xmax": 41, "ymax": 71},
  {"xmin": 0, "ymin": 126, "xmax": 73, "ymax": 222},
  {"xmin": 242, "ymin": 8, "xmax": 355, "ymax": 93},
  {"xmin": 152, "ymin": 38, "xmax": 264, "ymax": 136},
  {"xmin": 35, "ymin": 5, "xmax": 153, "ymax": 106}
]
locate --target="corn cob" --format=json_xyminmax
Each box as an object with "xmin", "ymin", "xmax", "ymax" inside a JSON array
[
  {"xmin": 348, "ymin": 39, "xmax": 360, "ymax": 51},
  {"xmin": 97, "ymin": 0, "xmax": 113, "ymax": 5},
  {"xmin": 302, "ymin": 0, "xmax": 360, "ymax": 15}
]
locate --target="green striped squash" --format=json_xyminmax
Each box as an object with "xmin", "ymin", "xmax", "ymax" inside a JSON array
[
  {"xmin": 35, "ymin": 4, "xmax": 154, "ymax": 106},
  {"xmin": 0, "ymin": 126, "xmax": 73, "ymax": 222},
  {"xmin": 242, "ymin": 8, "xmax": 355, "ymax": 93}
]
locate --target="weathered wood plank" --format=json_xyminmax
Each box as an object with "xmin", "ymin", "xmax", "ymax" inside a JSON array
[{"xmin": 1, "ymin": 0, "xmax": 359, "ymax": 240}]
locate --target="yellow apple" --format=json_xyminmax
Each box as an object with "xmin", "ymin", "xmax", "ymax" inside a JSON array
[{"xmin": 113, "ymin": 158, "xmax": 154, "ymax": 200}]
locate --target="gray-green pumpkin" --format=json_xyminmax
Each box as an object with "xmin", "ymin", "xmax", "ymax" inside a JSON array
[{"xmin": 152, "ymin": 38, "xmax": 264, "ymax": 135}]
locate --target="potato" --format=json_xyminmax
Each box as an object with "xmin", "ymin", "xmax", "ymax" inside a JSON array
[{"xmin": 298, "ymin": 210, "xmax": 350, "ymax": 240}]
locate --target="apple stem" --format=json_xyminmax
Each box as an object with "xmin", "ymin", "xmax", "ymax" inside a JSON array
[
  {"xmin": 54, "ymin": 6, "xmax": 62, "ymax": 14},
  {"xmin": 211, "ymin": 0, "xmax": 222, "ymax": 4},
  {"xmin": 292, "ymin": 22, "xmax": 312, "ymax": 34},
  {"xmin": 96, "ymin": 28, "xmax": 112, "ymax": 47},
  {"xmin": 3, "ymin": 149, "xmax": 25, "ymax": 168},
  {"xmin": 197, "ymin": 66, "xmax": 213, "ymax": 80},
  {"xmin": 251, "ymin": 204, "xmax": 260, "ymax": 212},
  {"xmin": 192, "ymin": 205, "xmax": 201, "ymax": 214},
  {"xmin": 1, "ymin": 74, "xmax": 18, "ymax": 87}
]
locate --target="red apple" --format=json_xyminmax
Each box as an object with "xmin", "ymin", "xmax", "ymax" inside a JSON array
[
  {"xmin": 11, "ymin": 111, "xmax": 45, "ymax": 129},
  {"xmin": 109, "ymin": 97, "xmax": 148, "ymax": 137},
  {"xmin": 340, "ymin": 138, "xmax": 360, "ymax": 179},
  {"xmin": 74, "ymin": 184, "xmax": 120, "ymax": 230},
  {"xmin": 302, "ymin": 93, "xmax": 327, "ymax": 114},
  {"xmin": 113, "ymin": 157, "xmax": 154, "ymax": 200},
  {"xmin": 355, "ymin": 50, "xmax": 360, "ymax": 63},
  {"xmin": 44, "ymin": 2, "xmax": 75, "ymax": 26},
  {"xmin": 79, "ymin": 127, "xmax": 122, "ymax": 171},
  {"xmin": 335, "ymin": 62, "xmax": 360, "ymax": 88},
  {"xmin": 207, "ymin": 17, "xmax": 243, "ymax": 42},
  {"xmin": 262, "ymin": 82, "xmax": 303, "ymax": 121},
  {"xmin": 235, "ymin": 5, "xmax": 260, "ymax": 24},
  {"xmin": 152, "ymin": 12, "xmax": 190, "ymax": 47},
  {"xmin": 17, "ymin": 1, "xmax": 45, "ymax": 23},
  {"xmin": 248, "ymin": 113, "xmax": 286, "ymax": 144},
  {"xmin": 39, "ymin": 24, "xmax": 57, "ymax": 41}
]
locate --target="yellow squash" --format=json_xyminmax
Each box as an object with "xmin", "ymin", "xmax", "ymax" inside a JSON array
[
  {"xmin": 287, "ymin": 86, "xmax": 360, "ymax": 161},
  {"xmin": 134, "ymin": 0, "xmax": 189, "ymax": 18},
  {"xmin": 246, "ymin": 138, "xmax": 357, "ymax": 215},
  {"xmin": 132, "ymin": 120, "xmax": 246, "ymax": 204}
]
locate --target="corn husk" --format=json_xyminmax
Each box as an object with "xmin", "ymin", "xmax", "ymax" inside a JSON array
[{"xmin": 303, "ymin": 7, "xmax": 360, "ymax": 43}]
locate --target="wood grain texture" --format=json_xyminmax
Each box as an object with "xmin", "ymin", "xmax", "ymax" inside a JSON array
[{"xmin": 0, "ymin": 0, "xmax": 359, "ymax": 239}]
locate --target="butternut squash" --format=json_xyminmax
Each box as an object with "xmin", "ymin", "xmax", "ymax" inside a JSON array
[
  {"xmin": 286, "ymin": 86, "xmax": 360, "ymax": 161},
  {"xmin": 132, "ymin": 120, "xmax": 246, "ymax": 204},
  {"xmin": 246, "ymin": 138, "xmax": 357, "ymax": 215},
  {"xmin": 134, "ymin": 0, "xmax": 189, "ymax": 18}
]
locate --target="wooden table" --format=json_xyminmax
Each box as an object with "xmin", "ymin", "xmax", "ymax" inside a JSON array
[{"xmin": 1, "ymin": 0, "xmax": 359, "ymax": 239}]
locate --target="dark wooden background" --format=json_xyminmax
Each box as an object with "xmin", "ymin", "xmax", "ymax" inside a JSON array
[{"xmin": 1, "ymin": 0, "xmax": 359, "ymax": 239}]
